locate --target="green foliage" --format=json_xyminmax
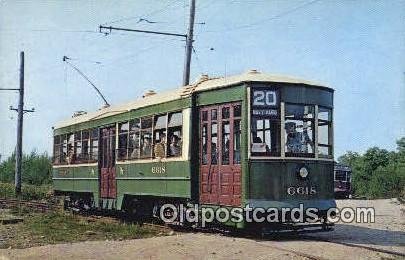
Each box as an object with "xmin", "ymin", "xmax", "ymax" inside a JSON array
[
  {"xmin": 1, "ymin": 211, "xmax": 161, "ymax": 249},
  {"xmin": 338, "ymin": 137, "xmax": 405, "ymax": 199},
  {"xmin": 0, "ymin": 151, "xmax": 52, "ymax": 185},
  {"xmin": 396, "ymin": 137, "xmax": 405, "ymax": 153},
  {"xmin": 0, "ymin": 182, "xmax": 52, "ymax": 200}
]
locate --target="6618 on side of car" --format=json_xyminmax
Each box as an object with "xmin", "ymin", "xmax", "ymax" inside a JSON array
[{"xmin": 52, "ymin": 70, "xmax": 336, "ymax": 233}]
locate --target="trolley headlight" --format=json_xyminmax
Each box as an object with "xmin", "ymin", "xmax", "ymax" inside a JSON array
[{"xmin": 299, "ymin": 166, "xmax": 309, "ymax": 179}]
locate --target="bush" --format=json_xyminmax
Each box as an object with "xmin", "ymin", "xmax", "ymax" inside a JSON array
[
  {"xmin": 0, "ymin": 151, "xmax": 52, "ymax": 185},
  {"xmin": 368, "ymin": 164, "xmax": 404, "ymax": 198},
  {"xmin": 339, "ymin": 137, "xmax": 405, "ymax": 199}
]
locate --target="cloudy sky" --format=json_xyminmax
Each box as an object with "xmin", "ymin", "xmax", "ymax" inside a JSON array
[{"xmin": 0, "ymin": 0, "xmax": 404, "ymax": 160}]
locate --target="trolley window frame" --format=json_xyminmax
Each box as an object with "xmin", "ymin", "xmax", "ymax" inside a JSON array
[
  {"xmin": 317, "ymin": 105, "xmax": 333, "ymax": 158},
  {"xmin": 284, "ymin": 103, "xmax": 316, "ymax": 158},
  {"xmin": 248, "ymin": 86, "xmax": 334, "ymax": 160}
]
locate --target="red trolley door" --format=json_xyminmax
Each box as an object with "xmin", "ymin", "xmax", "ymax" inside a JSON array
[
  {"xmin": 100, "ymin": 127, "xmax": 117, "ymax": 199},
  {"xmin": 199, "ymin": 103, "xmax": 242, "ymax": 206}
]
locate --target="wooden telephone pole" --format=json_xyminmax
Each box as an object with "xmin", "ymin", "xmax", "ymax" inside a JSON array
[
  {"xmin": 1, "ymin": 51, "xmax": 35, "ymax": 196},
  {"xmin": 183, "ymin": 0, "xmax": 196, "ymax": 86},
  {"xmin": 14, "ymin": 51, "xmax": 25, "ymax": 195}
]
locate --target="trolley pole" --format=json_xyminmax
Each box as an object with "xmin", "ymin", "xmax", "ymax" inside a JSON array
[
  {"xmin": 14, "ymin": 51, "xmax": 25, "ymax": 196},
  {"xmin": 183, "ymin": 0, "xmax": 196, "ymax": 86}
]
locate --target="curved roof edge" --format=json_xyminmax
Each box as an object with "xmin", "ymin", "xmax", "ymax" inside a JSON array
[{"xmin": 54, "ymin": 70, "xmax": 330, "ymax": 130}]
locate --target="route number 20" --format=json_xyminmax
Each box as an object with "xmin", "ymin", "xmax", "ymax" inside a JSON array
[{"xmin": 252, "ymin": 90, "xmax": 277, "ymax": 106}]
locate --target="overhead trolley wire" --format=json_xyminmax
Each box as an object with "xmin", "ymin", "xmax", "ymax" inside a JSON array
[
  {"xmin": 0, "ymin": 29, "xmax": 99, "ymax": 34},
  {"xmin": 192, "ymin": 46, "xmax": 205, "ymax": 74},
  {"xmin": 204, "ymin": 0, "xmax": 321, "ymax": 33},
  {"xmin": 100, "ymin": 0, "xmax": 181, "ymax": 26}
]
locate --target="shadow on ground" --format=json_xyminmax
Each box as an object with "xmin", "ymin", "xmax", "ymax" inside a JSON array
[
  {"xmin": 303, "ymin": 223, "xmax": 405, "ymax": 247},
  {"xmin": 244, "ymin": 224, "xmax": 405, "ymax": 248}
]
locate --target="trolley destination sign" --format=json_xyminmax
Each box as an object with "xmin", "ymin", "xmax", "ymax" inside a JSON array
[
  {"xmin": 251, "ymin": 88, "xmax": 279, "ymax": 118},
  {"xmin": 252, "ymin": 108, "xmax": 278, "ymax": 117}
]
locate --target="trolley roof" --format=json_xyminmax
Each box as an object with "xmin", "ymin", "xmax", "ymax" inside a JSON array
[{"xmin": 54, "ymin": 70, "xmax": 330, "ymax": 129}]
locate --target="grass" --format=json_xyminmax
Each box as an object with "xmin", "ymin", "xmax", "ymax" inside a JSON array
[
  {"xmin": 0, "ymin": 183, "xmax": 169, "ymax": 249},
  {"xmin": 0, "ymin": 211, "xmax": 165, "ymax": 249},
  {"xmin": 0, "ymin": 182, "xmax": 52, "ymax": 201}
]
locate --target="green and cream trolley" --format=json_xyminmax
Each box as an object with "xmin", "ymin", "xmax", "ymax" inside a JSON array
[{"xmin": 53, "ymin": 70, "xmax": 335, "ymax": 231}]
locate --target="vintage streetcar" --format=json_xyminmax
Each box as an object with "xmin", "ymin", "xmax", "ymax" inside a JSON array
[
  {"xmin": 52, "ymin": 70, "xmax": 335, "ymax": 232},
  {"xmin": 334, "ymin": 163, "xmax": 352, "ymax": 199}
]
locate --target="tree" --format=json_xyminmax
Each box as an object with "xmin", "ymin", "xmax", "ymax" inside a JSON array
[
  {"xmin": 396, "ymin": 137, "xmax": 405, "ymax": 153},
  {"xmin": 337, "ymin": 151, "xmax": 360, "ymax": 167},
  {"xmin": 362, "ymin": 147, "xmax": 390, "ymax": 175},
  {"xmin": 0, "ymin": 151, "xmax": 52, "ymax": 185},
  {"xmin": 337, "ymin": 138, "xmax": 405, "ymax": 199}
]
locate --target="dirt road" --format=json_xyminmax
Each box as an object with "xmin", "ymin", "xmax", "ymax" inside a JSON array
[{"xmin": 1, "ymin": 199, "xmax": 404, "ymax": 259}]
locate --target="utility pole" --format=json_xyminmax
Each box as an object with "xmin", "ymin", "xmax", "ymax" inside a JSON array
[
  {"xmin": 183, "ymin": 0, "xmax": 196, "ymax": 86},
  {"xmin": 14, "ymin": 51, "xmax": 25, "ymax": 196},
  {"xmin": 99, "ymin": 0, "xmax": 196, "ymax": 86},
  {"xmin": 1, "ymin": 51, "xmax": 35, "ymax": 196}
]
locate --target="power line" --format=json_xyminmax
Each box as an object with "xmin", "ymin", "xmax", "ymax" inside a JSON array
[
  {"xmin": 101, "ymin": 44, "xmax": 164, "ymax": 67},
  {"xmin": 0, "ymin": 29, "xmax": 99, "ymax": 34},
  {"xmin": 205, "ymin": 0, "xmax": 321, "ymax": 33},
  {"xmin": 100, "ymin": 0, "xmax": 181, "ymax": 26},
  {"xmin": 192, "ymin": 46, "xmax": 205, "ymax": 74}
]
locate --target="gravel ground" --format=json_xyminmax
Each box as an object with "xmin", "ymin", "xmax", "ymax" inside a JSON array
[{"xmin": 1, "ymin": 199, "xmax": 404, "ymax": 260}]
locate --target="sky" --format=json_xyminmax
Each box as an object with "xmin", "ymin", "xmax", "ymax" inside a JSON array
[{"xmin": 0, "ymin": 0, "xmax": 404, "ymax": 161}]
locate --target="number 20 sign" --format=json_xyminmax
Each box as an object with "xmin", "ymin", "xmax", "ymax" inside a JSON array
[{"xmin": 252, "ymin": 89, "xmax": 278, "ymax": 107}]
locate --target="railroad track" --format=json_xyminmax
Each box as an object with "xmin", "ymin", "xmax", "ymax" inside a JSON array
[
  {"xmin": 1, "ymin": 198, "xmax": 402, "ymax": 258},
  {"xmin": 0, "ymin": 198, "xmax": 60, "ymax": 212}
]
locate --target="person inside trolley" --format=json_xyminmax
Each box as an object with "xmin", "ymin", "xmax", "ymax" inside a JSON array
[
  {"xmin": 169, "ymin": 135, "xmax": 181, "ymax": 156},
  {"xmin": 154, "ymin": 132, "xmax": 166, "ymax": 159},
  {"xmin": 285, "ymin": 121, "xmax": 313, "ymax": 153},
  {"xmin": 142, "ymin": 136, "xmax": 152, "ymax": 157}
]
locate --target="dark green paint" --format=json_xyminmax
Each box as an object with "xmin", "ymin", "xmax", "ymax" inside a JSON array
[
  {"xmin": 248, "ymin": 160, "xmax": 334, "ymax": 200},
  {"xmin": 196, "ymin": 85, "xmax": 245, "ymax": 106}
]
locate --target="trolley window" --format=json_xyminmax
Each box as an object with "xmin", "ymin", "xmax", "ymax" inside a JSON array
[
  {"xmin": 53, "ymin": 135, "xmax": 62, "ymax": 164},
  {"xmin": 117, "ymin": 111, "xmax": 183, "ymax": 161},
  {"xmin": 318, "ymin": 106, "xmax": 332, "ymax": 158},
  {"xmin": 61, "ymin": 135, "xmax": 68, "ymax": 164},
  {"xmin": 118, "ymin": 122, "xmax": 129, "ymax": 160},
  {"xmin": 284, "ymin": 104, "xmax": 315, "ymax": 157},
  {"xmin": 128, "ymin": 119, "xmax": 140, "ymax": 159},
  {"xmin": 250, "ymin": 88, "xmax": 281, "ymax": 156},
  {"xmin": 140, "ymin": 117, "xmax": 153, "ymax": 158},
  {"xmin": 251, "ymin": 118, "xmax": 281, "ymax": 156},
  {"xmin": 81, "ymin": 130, "xmax": 90, "ymax": 162},
  {"xmin": 67, "ymin": 133, "xmax": 74, "ymax": 164},
  {"xmin": 168, "ymin": 112, "xmax": 182, "ymax": 157},
  {"xmin": 233, "ymin": 104, "xmax": 242, "ymax": 164},
  {"xmin": 335, "ymin": 171, "xmax": 347, "ymax": 181},
  {"xmin": 153, "ymin": 114, "xmax": 167, "ymax": 159},
  {"xmin": 90, "ymin": 129, "xmax": 99, "ymax": 161},
  {"xmin": 74, "ymin": 131, "xmax": 82, "ymax": 162}
]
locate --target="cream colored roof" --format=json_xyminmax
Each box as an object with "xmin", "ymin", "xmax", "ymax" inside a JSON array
[{"xmin": 54, "ymin": 70, "xmax": 328, "ymax": 129}]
